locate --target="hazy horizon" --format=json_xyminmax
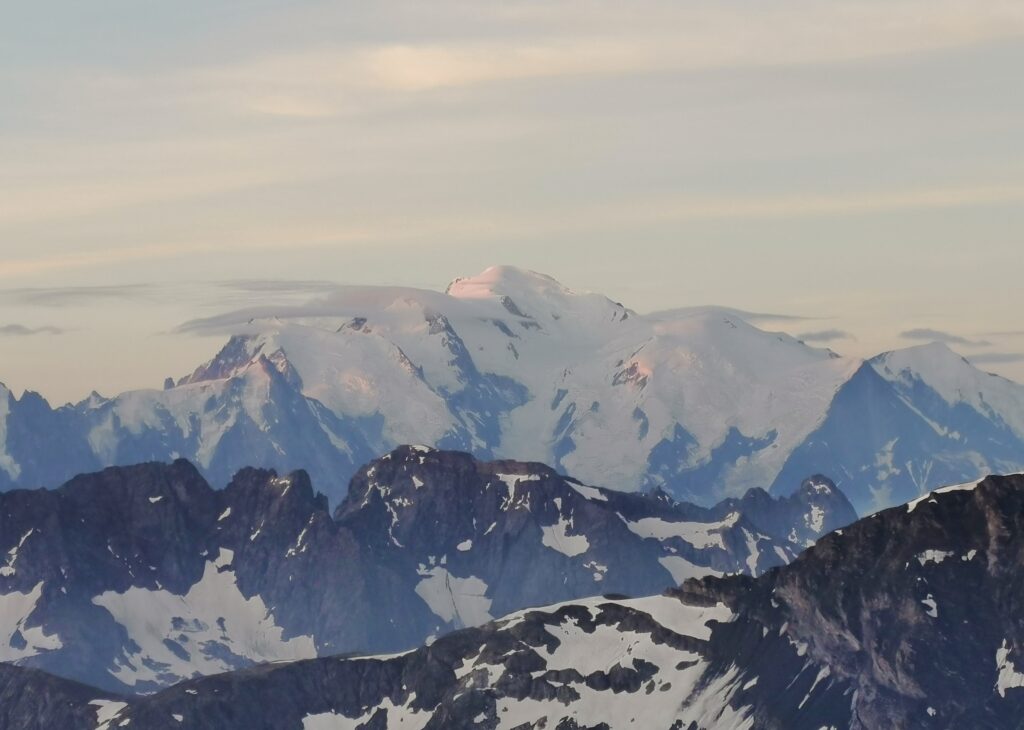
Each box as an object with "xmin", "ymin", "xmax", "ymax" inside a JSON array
[
  {"xmin": 1, "ymin": 262, "xmax": 1022, "ymax": 405},
  {"xmin": 2, "ymin": 0, "xmax": 1023, "ymax": 402}
]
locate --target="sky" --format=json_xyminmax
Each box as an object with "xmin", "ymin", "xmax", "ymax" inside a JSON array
[{"xmin": 2, "ymin": 0, "xmax": 1024, "ymax": 404}]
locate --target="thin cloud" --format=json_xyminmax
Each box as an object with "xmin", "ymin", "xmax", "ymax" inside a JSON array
[
  {"xmin": 967, "ymin": 352, "xmax": 1024, "ymax": 364},
  {"xmin": 175, "ymin": 309, "xmax": 317, "ymax": 336},
  {"xmin": 0, "ymin": 281, "xmax": 337, "ymax": 311},
  {"xmin": 797, "ymin": 329, "xmax": 854, "ymax": 343},
  {"xmin": 180, "ymin": 298, "xmax": 824, "ymax": 336},
  {"xmin": 196, "ymin": 279, "xmax": 349, "ymax": 311},
  {"xmin": 218, "ymin": 279, "xmax": 340, "ymax": 295},
  {"xmin": 0, "ymin": 285, "xmax": 150, "ymax": 307},
  {"xmin": 647, "ymin": 306, "xmax": 816, "ymax": 323},
  {"xmin": 6, "ymin": 182, "xmax": 1024, "ymax": 280},
  {"xmin": 900, "ymin": 328, "xmax": 991, "ymax": 347},
  {"xmin": 199, "ymin": 1, "xmax": 1024, "ymax": 110},
  {"xmin": 174, "ymin": 284, "xmax": 453, "ymax": 336},
  {"xmin": 0, "ymin": 324, "xmax": 64, "ymax": 336}
]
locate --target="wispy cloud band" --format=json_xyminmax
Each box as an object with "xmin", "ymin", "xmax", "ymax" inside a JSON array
[
  {"xmin": 4, "ymin": 182, "xmax": 1024, "ymax": 279},
  {"xmin": 969, "ymin": 352, "xmax": 1024, "ymax": 364},
  {"xmin": 900, "ymin": 328, "xmax": 991, "ymax": 347},
  {"xmin": 0, "ymin": 324, "xmax": 64, "ymax": 336},
  {"xmin": 798, "ymin": 329, "xmax": 854, "ymax": 343}
]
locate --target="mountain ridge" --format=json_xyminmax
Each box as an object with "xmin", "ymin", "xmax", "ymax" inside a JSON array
[
  {"xmin": 2, "ymin": 266, "xmax": 1023, "ymax": 514},
  {"xmin": 0, "ymin": 448, "xmax": 852, "ymax": 693},
  {"xmin": 6, "ymin": 471, "xmax": 1022, "ymax": 729}
]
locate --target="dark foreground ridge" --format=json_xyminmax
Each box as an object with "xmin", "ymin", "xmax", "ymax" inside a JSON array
[
  {"xmin": 3, "ymin": 473, "xmax": 1019, "ymax": 729},
  {"xmin": 0, "ymin": 664, "xmax": 120, "ymax": 730},
  {"xmin": 0, "ymin": 447, "xmax": 851, "ymax": 694}
]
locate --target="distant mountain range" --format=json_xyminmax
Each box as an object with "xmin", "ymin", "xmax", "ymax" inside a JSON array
[
  {"xmin": 0, "ymin": 448, "xmax": 852, "ymax": 693},
  {"xmin": 7, "ymin": 472, "xmax": 1023, "ymax": 729},
  {"xmin": 3, "ymin": 266, "xmax": 1024, "ymax": 514}
]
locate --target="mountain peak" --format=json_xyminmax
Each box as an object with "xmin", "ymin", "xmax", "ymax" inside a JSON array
[
  {"xmin": 445, "ymin": 265, "xmax": 569, "ymax": 301},
  {"xmin": 871, "ymin": 340, "xmax": 1024, "ymax": 427},
  {"xmin": 2, "ymin": 271, "xmax": 1023, "ymax": 513},
  {"xmin": 445, "ymin": 265, "xmax": 632, "ymax": 325},
  {"xmin": 799, "ymin": 474, "xmax": 838, "ymax": 497},
  {"xmin": 874, "ymin": 339, "xmax": 960, "ymax": 363}
]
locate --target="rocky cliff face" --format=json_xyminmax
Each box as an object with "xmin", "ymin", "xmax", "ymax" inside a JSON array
[
  {"xmin": 39, "ymin": 472, "xmax": 1022, "ymax": 730},
  {"xmin": 727, "ymin": 472, "xmax": 1024, "ymax": 728},
  {"xmin": 708, "ymin": 474, "xmax": 855, "ymax": 548},
  {"xmin": 0, "ymin": 447, "xmax": 848, "ymax": 694}
]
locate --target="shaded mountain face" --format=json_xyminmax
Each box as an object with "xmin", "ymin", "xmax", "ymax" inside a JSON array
[
  {"xmin": 772, "ymin": 349, "xmax": 1024, "ymax": 513},
  {"xmin": 0, "ymin": 448, "xmax": 850, "ymax": 694},
  {"xmin": 0, "ymin": 664, "xmax": 119, "ymax": 730},
  {"xmin": 706, "ymin": 474, "xmax": 854, "ymax": 549},
  {"xmin": 3, "ymin": 267, "xmax": 1023, "ymax": 513},
  {"xmin": 59, "ymin": 473, "xmax": 1024, "ymax": 730}
]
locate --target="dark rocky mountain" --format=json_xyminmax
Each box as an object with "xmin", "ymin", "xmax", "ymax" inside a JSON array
[
  {"xmin": 35, "ymin": 472, "xmax": 1023, "ymax": 730},
  {"xmin": 3, "ymin": 268, "xmax": 1023, "ymax": 514},
  {"xmin": 0, "ymin": 447, "xmax": 850, "ymax": 694},
  {"xmin": 0, "ymin": 664, "xmax": 119, "ymax": 730},
  {"xmin": 708, "ymin": 474, "xmax": 853, "ymax": 548}
]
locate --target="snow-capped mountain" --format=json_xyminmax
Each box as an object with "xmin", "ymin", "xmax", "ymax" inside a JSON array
[
  {"xmin": 15, "ymin": 471, "xmax": 1024, "ymax": 729},
  {"xmin": 2, "ymin": 266, "xmax": 1022, "ymax": 513},
  {"xmin": 773, "ymin": 342, "xmax": 1024, "ymax": 511},
  {"xmin": 0, "ymin": 448, "xmax": 851, "ymax": 693}
]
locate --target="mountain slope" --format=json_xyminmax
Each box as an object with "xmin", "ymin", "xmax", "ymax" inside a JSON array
[
  {"xmin": 63, "ymin": 472, "xmax": 1024, "ymax": 729},
  {"xmin": 0, "ymin": 449, "xmax": 849, "ymax": 693},
  {"xmin": 3, "ymin": 266, "xmax": 1023, "ymax": 511},
  {"xmin": 0, "ymin": 664, "xmax": 120, "ymax": 730},
  {"xmin": 773, "ymin": 345, "xmax": 1024, "ymax": 512}
]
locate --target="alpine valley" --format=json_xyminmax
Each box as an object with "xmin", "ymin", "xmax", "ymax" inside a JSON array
[{"xmin": 2, "ymin": 267, "xmax": 1024, "ymax": 515}]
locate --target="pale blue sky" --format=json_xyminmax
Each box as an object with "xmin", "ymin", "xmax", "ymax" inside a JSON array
[{"xmin": 2, "ymin": 1, "xmax": 1023, "ymax": 403}]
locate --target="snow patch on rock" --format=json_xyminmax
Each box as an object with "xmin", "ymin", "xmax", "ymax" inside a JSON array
[
  {"xmin": 91, "ymin": 548, "xmax": 315, "ymax": 687},
  {"xmin": 540, "ymin": 515, "xmax": 589, "ymax": 557},
  {"xmin": 917, "ymin": 550, "xmax": 954, "ymax": 566},
  {"xmin": 622, "ymin": 512, "xmax": 740, "ymax": 550},
  {"xmin": 997, "ymin": 640, "xmax": 1024, "ymax": 698},
  {"xmin": 414, "ymin": 566, "xmax": 492, "ymax": 627},
  {"xmin": 0, "ymin": 581, "xmax": 63, "ymax": 661}
]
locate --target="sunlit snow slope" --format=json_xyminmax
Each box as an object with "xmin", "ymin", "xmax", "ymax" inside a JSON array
[{"xmin": 2, "ymin": 266, "xmax": 1023, "ymax": 513}]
